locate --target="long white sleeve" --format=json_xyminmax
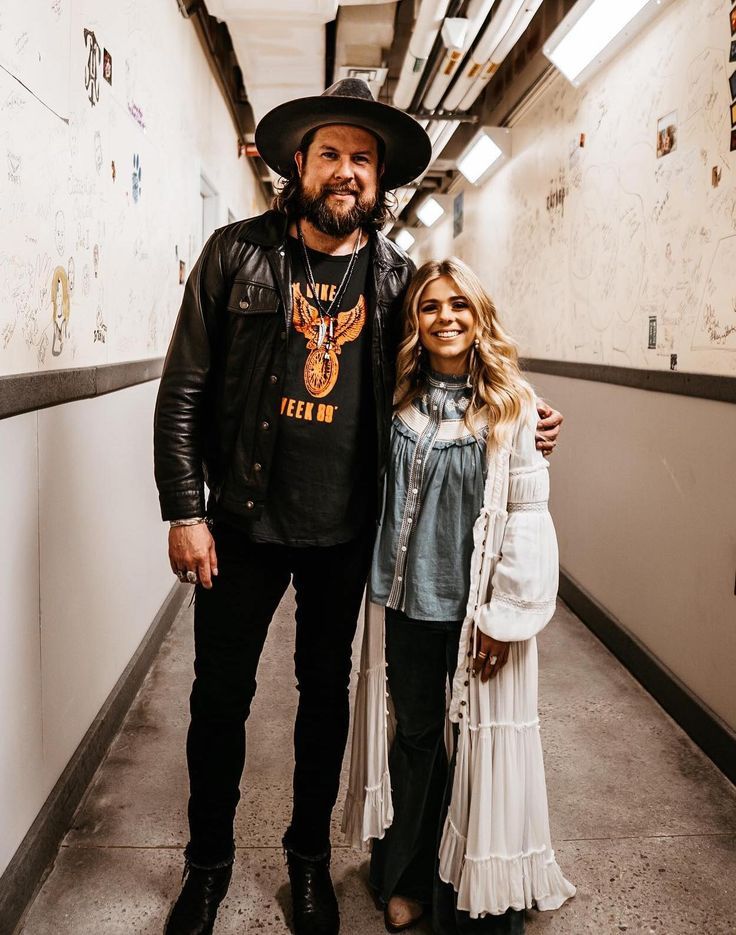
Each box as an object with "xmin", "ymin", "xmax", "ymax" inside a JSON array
[{"xmin": 475, "ymin": 403, "xmax": 559, "ymax": 642}]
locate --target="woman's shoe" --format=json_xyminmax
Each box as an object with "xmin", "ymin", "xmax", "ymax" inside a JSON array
[{"xmin": 384, "ymin": 895, "xmax": 425, "ymax": 933}]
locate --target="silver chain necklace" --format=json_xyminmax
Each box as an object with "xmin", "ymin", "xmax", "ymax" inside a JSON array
[{"xmin": 296, "ymin": 221, "xmax": 363, "ymax": 349}]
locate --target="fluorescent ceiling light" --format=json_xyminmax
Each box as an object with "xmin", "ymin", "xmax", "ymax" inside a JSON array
[
  {"xmin": 394, "ymin": 229, "xmax": 416, "ymax": 251},
  {"xmin": 416, "ymin": 196, "xmax": 445, "ymax": 227},
  {"xmin": 544, "ymin": 0, "xmax": 670, "ymax": 87},
  {"xmin": 457, "ymin": 131, "xmax": 504, "ymax": 185}
]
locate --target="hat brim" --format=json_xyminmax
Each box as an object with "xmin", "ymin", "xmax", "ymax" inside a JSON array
[{"xmin": 255, "ymin": 96, "xmax": 432, "ymax": 190}]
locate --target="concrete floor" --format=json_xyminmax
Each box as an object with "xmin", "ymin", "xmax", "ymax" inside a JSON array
[{"xmin": 17, "ymin": 593, "xmax": 736, "ymax": 934}]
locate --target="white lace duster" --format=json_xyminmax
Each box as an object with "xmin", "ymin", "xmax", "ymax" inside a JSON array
[{"xmin": 342, "ymin": 400, "xmax": 576, "ymax": 918}]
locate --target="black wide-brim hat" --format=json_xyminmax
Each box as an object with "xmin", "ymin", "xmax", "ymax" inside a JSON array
[{"xmin": 255, "ymin": 78, "xmax": 432, "ymax": 191}]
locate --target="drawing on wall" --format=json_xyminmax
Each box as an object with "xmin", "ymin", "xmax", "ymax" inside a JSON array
[
  {"xmin": 67, "ymin": 257, "xmax": 75, "ymax": 292},
  {"xmin": 7, "ymin": 151, "xmax": 21, "ymax": 185},
  {"xmin": 54, "ymin": 211, "xmax": 65, "ymax": 256},
  {"xmin": 656, "ymin": 111, "xmax": 677, "ymax": 157},
  {"xmin": 111, "ymin": 160, "xmax": 116, "ymax": 181},
  {"xmin": 103, "ymin": 49, "xmax": 113, "ymax": 86},
  {"xmin": 94, "ymin": 131, "xmax": 103, "ymax": 174},
  {"xmin": 50, "ymin": 266, "xmax": 71, "ymax": 356},
  {"xmin": 83, "ymin": 28, "xmax": 101, "ymax": 107},
  {"xmin": 93, "ymin": 308, "xmax": 107, "ymax": 344},
  {"xmin": 132, "ymin": 153, "xmax": 141, "ymax": 202},
  {"xmin": 93, "ymin": 244, "xmax": 100, "ymax": 278}
]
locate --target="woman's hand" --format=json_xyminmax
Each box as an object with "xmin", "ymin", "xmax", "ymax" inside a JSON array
[
  {"xmin": 472, "ymin": 632, "xmax": 511, "ymax": 682},
  {"xmin": 535, "ymin": 398, "xmax": 563, "ymax": 457}
]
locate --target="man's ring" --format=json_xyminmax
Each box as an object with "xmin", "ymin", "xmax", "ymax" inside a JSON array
[
  {"xmin": 186, "ymin": 570, "xmax": 197, "ymax": 585},
  {"xmin": 489, "ymin": 654, "xmax": 498, "ymax": 665},
  {"xmin": 477, "ymin": 651, "xmax": 488, "ymax": 660}
]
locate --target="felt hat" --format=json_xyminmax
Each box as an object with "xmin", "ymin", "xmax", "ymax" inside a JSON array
[{"xmin": 255, "ymin": 78, "xmax": 432, "ymax": 190}]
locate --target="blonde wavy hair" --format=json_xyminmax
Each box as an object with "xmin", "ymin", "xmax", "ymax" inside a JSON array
[{"xmin": 394, "ymin": 257, "xmax": 534, "ymax": 446}]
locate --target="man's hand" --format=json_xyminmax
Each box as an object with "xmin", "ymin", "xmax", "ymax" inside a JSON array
[
  {"xmin": 535, "ymin": 398, "xmax": 563, "ymax": 457},
  {"xmin": 472, "ymin": 631, "xmax": 511, "ymax": 682},
  {"xmin": 169, "ymin": 523, "xmax": 218, "ymax": 589}
]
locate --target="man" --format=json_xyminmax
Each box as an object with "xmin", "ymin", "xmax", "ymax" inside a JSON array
[{"xmin": 154, "ymin": 79, "xmax": 563, "ymax": 935}]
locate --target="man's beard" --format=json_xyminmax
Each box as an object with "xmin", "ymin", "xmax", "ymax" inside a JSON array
[{"xmin": 295, "ymin": 181, "xmax": 378, "ymax": 237}]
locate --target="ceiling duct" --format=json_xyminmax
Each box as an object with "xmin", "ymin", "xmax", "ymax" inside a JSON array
[{"xmin": 392, "ymin": 0, "xmax": 453, "ymax": 110}]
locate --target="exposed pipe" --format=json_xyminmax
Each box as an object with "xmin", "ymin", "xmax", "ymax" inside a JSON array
[
  {"xmin": 392, "ymin": 0, "xmax": 453, "ymax": 110},
  {"xmin": 440, "ymin": 0, "xmax": 526, "ymax": 111},
  {"xmin": 421, "ymin": 0, "xmax": 497, "ymax": 110},
  {"xmin": 456, "ymin": 0, "xmax": 543, "ymax": 111}
]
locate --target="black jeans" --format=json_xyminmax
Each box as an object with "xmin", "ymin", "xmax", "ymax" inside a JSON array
[
  {"xmin": 371, "ymin": 609, "xmax": 525, "ymax": 935},
  {"xmin": 186, "ymin": 520, "xmax": 373, "ymax": 866}
]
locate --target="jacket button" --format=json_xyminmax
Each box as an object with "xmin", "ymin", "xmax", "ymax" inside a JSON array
[
  {"xmin": 261, "ymin": 420, "xmax": 270, "ymax": 431},
  {"xmin": 458, "ymin": 712, "xmax": 463, "ymax": 719},
  {"xmin": 464, "ymin": 680, "xmax": 469, "ymax": 686},
  {"xmin": 245, "ymin": 500, "xmax": 254, "ymax": 510},
  {"xmin": 253, "ymin": 462, "xmax": 262, "ymax": 472},
  {"xmin": 460, "ymin": 700, "xmax": 466, "ymax": 706},
  {"xmin": 239, "ymin": 298, "xmax": 250, "ymax": 310},
  {"xmin": 269, "ymin": 374, "xmax": 279, "ymax": 384}
]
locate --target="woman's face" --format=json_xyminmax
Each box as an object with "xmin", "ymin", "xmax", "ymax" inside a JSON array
[{"xmin": 417, "ymin": 275, "xmax": 476, "ymax": 375}]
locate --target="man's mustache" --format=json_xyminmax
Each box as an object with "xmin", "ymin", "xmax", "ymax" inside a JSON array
[{"xmin": 322, "ymin": 186, "xmax": 360, "ymax": 197}]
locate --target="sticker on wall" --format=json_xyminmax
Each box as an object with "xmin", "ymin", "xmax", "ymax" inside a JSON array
[
  {"xmin": 712, "ymin": 165, "xmax": 722, "ymax": 188},
  {"xmin": 670, "ymin": 353, "xmax": 677, "ymax": 371},
  {"xmin": 83, "ymin": 28, "xmax": 101, "ymax": 107},
  {"xmin": 731, "ymin": 102, "xmax": 736, "ymax": 126},
  {"xmin": 729, "ymin": 70, "xmax": 736, "ymax": 100},
  {"xmin": 453, "ymin": 192, "xmax": 464, "ymax": 238},
  {"xmin": 731, "ymin": 128, "xmax": 736, "ymax": 152},
  {"xmin": 51, "ymin": 266, "xmax": 71, "ymax": 356},
  {"xmin": 656, "ymin": 111, "xmax": 677, "ymax": 158},
  {"xmin": 731, "ymin": 8, "xmax": 736, "ymax": 35},
  {"xmin": 103, "ymin": 49, "xmax": 113, "ymax": 86},
  {"xmin": 179, "ymin": 260, "xmax": 186, "ymax": 284},
  {"xmin": 730, "ymin": 40, "xmax": 736, "ymax": 63},
  {"xmin": 132, "ymin": 153, "xmax": 141, "ymax": 202},
  {"xmin": 648, "ymin": 316, "xmax": 657, "ymax": 349}
]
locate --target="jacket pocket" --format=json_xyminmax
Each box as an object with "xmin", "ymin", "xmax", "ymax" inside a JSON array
[{"xmin": 227, "ymin": 280, "xmax": 280, "ymax": 316}]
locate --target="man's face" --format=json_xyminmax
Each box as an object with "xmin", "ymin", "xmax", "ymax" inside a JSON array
[{"xmin": 294, "ymin": 124, "xmax": 382, "ymax": 237}]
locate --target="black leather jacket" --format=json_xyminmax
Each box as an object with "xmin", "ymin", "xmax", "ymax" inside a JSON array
[{"xmin": 153, "ymin": 210, "xmax": 415, "ymax": 522}]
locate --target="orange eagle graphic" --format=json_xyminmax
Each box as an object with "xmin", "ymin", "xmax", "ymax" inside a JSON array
[{"xmin": 291, "ymin": 282, "xmax": 366, "ymax": 398}]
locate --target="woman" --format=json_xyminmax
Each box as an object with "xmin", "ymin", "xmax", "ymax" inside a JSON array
[{"xmin": 343, "ymin": 258, "xmax": 575, "ymax": 933}]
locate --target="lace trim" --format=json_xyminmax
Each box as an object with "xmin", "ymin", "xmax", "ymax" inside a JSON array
[
  {"xmin": 507, "ymin": 501, "xmax": 547, "ymax": 512},
  {"xmin": 492, "ymin": 593, "xmax": 556, "ymax": 612}
]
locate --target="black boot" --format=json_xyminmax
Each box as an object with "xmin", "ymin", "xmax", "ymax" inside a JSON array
[
  {"xmin": 164, "ymin": 856, "xmax": 233, "ymax": 935},
  {"xmin": 284, "ymin": 841, "xmax": 340, "ymax": 935}
]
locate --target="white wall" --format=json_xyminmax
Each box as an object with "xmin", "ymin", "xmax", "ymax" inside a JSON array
[
  {"xmin": 0, "ymin": 0, "xmax": 267, "ymax": 878},
  {"xmin": 0, "ymin": 0, "xmax": 265, "ymax": 376},
  {"xmin": 412, "ymin": 0, "xmax": 736, "ymax": 729},
  {"xmin": 416, "ymin": 0, "xmax": 736, "ymax": 376}
]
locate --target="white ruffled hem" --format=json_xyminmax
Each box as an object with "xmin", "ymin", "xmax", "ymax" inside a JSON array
[
  {"xmin": 438, "ymin": 819, "xmax": 576, "ymax": 918},
  {"xmin": 341, "ymin": 769, "xmax": 393, "ymax": 850}
]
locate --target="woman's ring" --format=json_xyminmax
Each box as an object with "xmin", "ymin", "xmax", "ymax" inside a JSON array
[
  {"xmin": 489, "ymin": 655, "xmax": 498, "ymax": 665},
  {"xmin": 186, "ymin": 570, "xmax": 197, "ymax": 585},
  {"xmin": 477, "ymin": 651, "xmax": 488, "ymax": 660}
]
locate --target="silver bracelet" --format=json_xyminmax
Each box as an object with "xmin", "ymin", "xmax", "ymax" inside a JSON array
[{"xmin": 169, "ymin": 517, "xmax": 206, "ymax": 527}]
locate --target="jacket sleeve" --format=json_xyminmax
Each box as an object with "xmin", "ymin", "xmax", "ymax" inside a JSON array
[
  {"xmin": 475, "ymin": 400, "xmax": 559, "ymax": 642},
  {"xmin": 153, "ymin": 229, "xmax": 227, "ymax": 521}
]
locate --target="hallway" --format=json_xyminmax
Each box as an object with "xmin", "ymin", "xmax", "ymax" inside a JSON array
[{"xmin": 17, "ymin": 593, "xmax": 736, "ymax": 935}]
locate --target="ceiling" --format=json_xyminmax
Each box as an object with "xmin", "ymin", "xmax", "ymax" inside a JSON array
[{"xmin": 200, "ymin": 0, "xmax": 574, "ymax": 231}]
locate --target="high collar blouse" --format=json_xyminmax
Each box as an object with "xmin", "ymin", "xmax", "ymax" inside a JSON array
[{"xmin": 369, "ymin": 370, "xmax": 488, "ymax": 622}]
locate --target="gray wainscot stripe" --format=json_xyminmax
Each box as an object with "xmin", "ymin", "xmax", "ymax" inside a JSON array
[
  {"xmin": 520, "ymin": 358, "xmax": 736, "ymax": 404},
  {"xmin": 0, "ymin": 583, "xmax": 189, "ymax": 935},
  {"xmin": 0, "ymin": 357, "xmax": 164, "ymax": 420},
  {"xmin": 559, "ymin": 569, "xmax": 736, "ymax": 785}
]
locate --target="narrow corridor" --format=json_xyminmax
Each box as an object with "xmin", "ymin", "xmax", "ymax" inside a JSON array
[{"xmin": 17, "ymin": 595, "xmax": 736, "ymax": 934}]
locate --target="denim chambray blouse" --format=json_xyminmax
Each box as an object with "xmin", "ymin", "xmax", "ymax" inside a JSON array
[{"xmin": 369, "ymin": 370, "xmax": 488, "ymax": 623}]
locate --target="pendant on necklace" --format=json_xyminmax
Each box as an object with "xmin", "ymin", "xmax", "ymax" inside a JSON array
[{"xmin": 317, "ymin": 318, "xmax": 327, "ymax": 348}]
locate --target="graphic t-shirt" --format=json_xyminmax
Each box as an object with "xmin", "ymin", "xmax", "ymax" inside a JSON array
[{"xmin": 246, "ymin": 234, "xmax": 376, "ymax": 546}]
